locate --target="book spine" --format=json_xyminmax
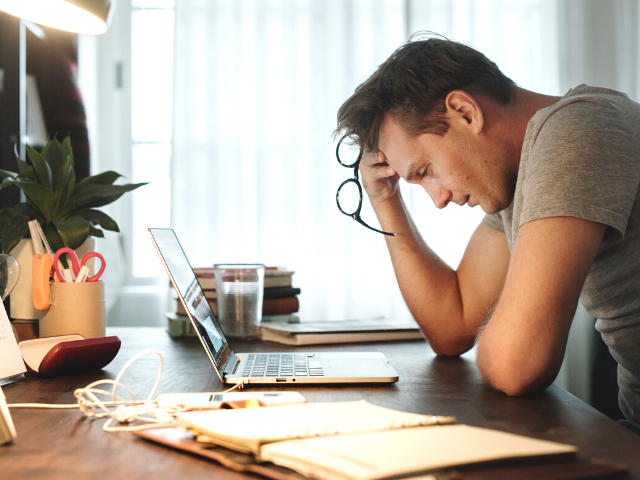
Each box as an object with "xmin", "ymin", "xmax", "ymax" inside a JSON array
[
  {"xmin": 263, "ymin": 287, "xmax": 301, "ymax": 299},
  {"xmin": 262, "ymin": 297, "xmax": 299, "ymax": 316},
  {"xmin": 177, "ymin": 296, "xmax": 299, "ymax": 316},
  {"xmin": 260, "ymin": 314, "xmax": 300, "ymax": 323}
]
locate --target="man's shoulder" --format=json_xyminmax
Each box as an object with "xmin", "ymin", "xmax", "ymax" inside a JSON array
[{"xmin": 529, "ymin": 85, "xmax": 637, "ymax": 144}]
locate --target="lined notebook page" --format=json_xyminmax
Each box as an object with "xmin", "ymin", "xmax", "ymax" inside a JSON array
[
  {"xmin": 260, "ymin": 424, "xmax": 578, "ymax": 480},
  {"xmin": 177, "ymin": 400, "xmax": 454, "ymax": 453}
]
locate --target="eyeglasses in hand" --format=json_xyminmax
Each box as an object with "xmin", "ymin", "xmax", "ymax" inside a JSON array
[{"xmin": 335, "ymin": 135, "xmax": 395, "ymax": 236}]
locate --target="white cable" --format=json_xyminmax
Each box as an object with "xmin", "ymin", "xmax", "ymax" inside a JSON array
[{"xmin": 8, "ymin": 349, "xmax": 246, "ymax": 433}]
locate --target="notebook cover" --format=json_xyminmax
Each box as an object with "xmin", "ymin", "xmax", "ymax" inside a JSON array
[
  {"xmin": 133, "ymin": 427, "xmax": 305, "ymax": 480},
  {"xmin": 134, "ymin": 427, "xmax": 627, "ymax": 480}
]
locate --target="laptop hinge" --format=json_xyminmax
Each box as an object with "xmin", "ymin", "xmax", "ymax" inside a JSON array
[{"xmin": 223, "ymin": 354, "xmax": 240, "ymax": 376}]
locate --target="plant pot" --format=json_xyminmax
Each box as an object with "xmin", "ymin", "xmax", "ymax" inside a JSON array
[
  {"xmin": 39, "ymin": 281, "xmax": 106, "ymax": 339},
  {"xmin": 9, "ymin": 237, "xmax": 97, "ymax": 333},
  {"xmin": 10, "ymin": 238, "xmax": 39, "ymax": 322}
]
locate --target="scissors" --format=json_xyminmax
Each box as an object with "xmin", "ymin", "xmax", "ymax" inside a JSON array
[
  {"xmin": 30, "ymin": 220, "xmax": 56, "ymax": 310},
  {"xmin": 53, "ymin": 248, "xmax": 106, "ymax": 283}
]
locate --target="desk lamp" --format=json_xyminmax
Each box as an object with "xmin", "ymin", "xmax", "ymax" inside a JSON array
[{"xmin": 0, "ymin": 0, "xmax": 114, "ymax": 34}]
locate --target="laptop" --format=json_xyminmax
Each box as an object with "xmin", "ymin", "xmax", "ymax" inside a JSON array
[{"xmin": 149, "ymin": 228, "xmax": 399, "ymax": 385}]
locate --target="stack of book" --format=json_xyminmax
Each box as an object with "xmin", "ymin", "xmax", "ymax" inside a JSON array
[{"xmin": 167, "ymin": 267, "xmax": 300, "ymax": 338}]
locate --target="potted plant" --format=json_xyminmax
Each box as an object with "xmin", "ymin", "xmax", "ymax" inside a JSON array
[
  {"xmin": 0, "ymin": 136, "xmax": 146, "ymax": 253},
  {"xmin": 0, "ymin": 136, "xmax": 146, "ymax": 325}
]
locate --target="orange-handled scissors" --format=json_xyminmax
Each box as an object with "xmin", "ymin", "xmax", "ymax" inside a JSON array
[
  {"xmin": 53, "ymin": 248, "xmax": 106, "ymax": 283},
  {"xmin": 32, "ymin": 253, "xmax": 54, "ymax": 310}
]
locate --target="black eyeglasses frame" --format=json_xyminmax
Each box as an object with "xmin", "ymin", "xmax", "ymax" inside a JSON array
[{"xmin": 335, "ymin": 135, "xmax": 396, "ymax": 236}]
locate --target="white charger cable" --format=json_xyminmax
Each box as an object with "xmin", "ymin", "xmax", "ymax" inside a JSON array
[{"xmin": 8, "ymin": 349, "xmax": 245, "ymax": 433}]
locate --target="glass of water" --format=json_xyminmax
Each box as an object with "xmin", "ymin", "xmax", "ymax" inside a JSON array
[{"xmin": 213, "ymin": 264, "xmax": 265, "ymax": 340}]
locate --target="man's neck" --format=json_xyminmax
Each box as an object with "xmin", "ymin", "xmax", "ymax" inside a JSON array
[{"xmin": 508, "ymin": 87, "xmax": 562, "ymax": 153}]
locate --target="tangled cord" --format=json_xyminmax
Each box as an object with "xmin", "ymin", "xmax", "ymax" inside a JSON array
[{"xmin": 9, "ymin": 349, "xmax": 245, "ymax": 433}]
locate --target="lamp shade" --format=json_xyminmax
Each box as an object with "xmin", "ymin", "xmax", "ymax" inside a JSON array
[{"xmin": 0, "ymin": 0, "xmax": 114, "ymax": 35}]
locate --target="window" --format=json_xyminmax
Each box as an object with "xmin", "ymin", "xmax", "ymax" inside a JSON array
[
  {"xmin": 82, "ymin": 0, "xmax": 561, "ymax": 326},
  {"xmin": 130, "ymin": 0, "xmax": 175, "ymax": 278}
]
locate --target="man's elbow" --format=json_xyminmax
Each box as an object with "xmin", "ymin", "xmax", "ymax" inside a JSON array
[
  {"xmin": 483, "ymin": 370, "xmax": 551, "ymax": 397},
  {"xmin": 429, "ymin": 334, "xmax": 475, "ymax": 357},
  {"xmin": 476, "ymin": 349, "xmax": 556, "ymax": 396}
]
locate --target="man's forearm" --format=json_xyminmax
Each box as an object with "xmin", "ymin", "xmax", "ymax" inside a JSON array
[{"xmin": 371, "ymin": 193, "xmax": 478, "ymax": 355}]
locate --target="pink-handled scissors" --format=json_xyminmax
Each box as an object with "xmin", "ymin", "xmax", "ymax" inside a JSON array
[{"xmin": 53, "ymin": 247, "xmax": 106, "ymax": 282}]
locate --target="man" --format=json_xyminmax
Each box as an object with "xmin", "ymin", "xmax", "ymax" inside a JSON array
[{"xmin": 335, "ymin": 36, "xmax": 640, "ymax": 432}]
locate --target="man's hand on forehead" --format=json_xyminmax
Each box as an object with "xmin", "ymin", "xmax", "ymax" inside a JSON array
[{"xmin": 359, "ymin": 149, "xmax": 400, "ymax": 203}]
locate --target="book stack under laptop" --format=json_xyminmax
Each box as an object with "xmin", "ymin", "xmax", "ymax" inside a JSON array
[{"xmin": 167, "ymin": 266, "xmax": 301, "ymax": 338}]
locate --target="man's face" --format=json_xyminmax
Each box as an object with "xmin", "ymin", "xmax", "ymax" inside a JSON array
[{"xmin": 377, "ymin": 113, "xmax": 517, "ymax": 214}]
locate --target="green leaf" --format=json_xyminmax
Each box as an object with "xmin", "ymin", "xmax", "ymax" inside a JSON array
[
  {"xmin": 62, "ymin": 182, "xmax": 147, "ymax": 217},
  {"xmin": 13, "ymin": 203, "xmax": 45, "ymax": 223},
  {"xmin": 2, "ymin": 214, "xmax": 30, "ymax": 254},
  {"xmin": 54, "ymin": 156, "xmax": 75, "ymax": 213},
  {"xmin": 40, "ymin": 140, "xmax": 51, "ymax": 160},
  {"xmin": 53, "ymin": 216, "xmax": 91, "ymax": 250},
  {"xmin": 42, "ymin": 224, "xmax": 65, "ymax": 253},
  {"xmin": 89, "ymin": 226, "xmax": 105, "ymax": 238},
  {"xmin": 0, "ymin": 208, "xmax": 15, "ymax": 236},
  {"xmin": 61, "ymin": 136, "xmax": 74, "ymax": 162},
  {"xmin": 0, "ymin": 169, "xmax": 18, "ymax": 180},
  {"xmin": 1, "ymin": 179, "xmax": 55, "ymax": 222},
  {"xmin": 27, "ymin": 145, "xmax": 52, "ymax": 189},
  {"xmin": 74, "ymin": 171, "xmax": 124, "ymax": 193},
  {"xmin": 43, "ymin": 137, "xmax": 71, "ymax": 187},
  {"xmin": 79, "ymin": 209, "xmax": 120, "ymax": 232},
  {"xmin": 14, "ymin": 150, "xmax": 36, "ymax": 181}
]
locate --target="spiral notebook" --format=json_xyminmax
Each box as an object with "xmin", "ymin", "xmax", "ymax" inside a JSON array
[{"xmin": 175, "ymin": 400, "xmax": 580, "ymax": 480}]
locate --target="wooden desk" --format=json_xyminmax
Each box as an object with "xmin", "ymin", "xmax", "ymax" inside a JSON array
[{"xmin": 1, "ymin": 327, "xmax": 639, "ymax": 479}]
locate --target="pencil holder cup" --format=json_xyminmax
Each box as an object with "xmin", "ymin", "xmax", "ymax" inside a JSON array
[{"xmin": 39, "ymin": 281, "xmax": 106, "ymax": 339}]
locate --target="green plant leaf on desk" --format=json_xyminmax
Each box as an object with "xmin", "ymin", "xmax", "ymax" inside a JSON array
[
  {"xmin": 53, "ymin": 156, "xmax": 76, "ymax": 211},
  {"xmin": 53, "ymin": 216, "xmax": 92, "ymax": 251},
  {"xmin": 43, "ymin": 136, "xmax": 72, "ymax": 184},
  {"xmin": 14, "ymin": 151, "xmax": 37, "ymax": 181},
  {"xmin": 80, "ymin": 209, "xmax": 120, "ymax": 232},
  {"xmin": 74, "ymin": 170, "xmax": 123, "ymax": 190},
  {"xmin": 89, "ymin": 226, "xmax": 105, "ymax": 238},
  {"xmin": 63, "ymin": 183, "xmax": 145, "ymax": 214},
  {"xmin": 26, "ymin": 146, "xmax": 53, "ymax": 190},
  {"xmin": 0, "ymin": 136, "xmax": 148, "ymax": 254},
  {"xmin": 0, "ymin": 169, "xmax": 18, "ymax": 180},
  {"xmin": 1, "ymin": 178, "xmax": 56, "ymax": 223},
  {"xmin": 2, "ymin": 214, "xmax": 30, "ymax": 255}
]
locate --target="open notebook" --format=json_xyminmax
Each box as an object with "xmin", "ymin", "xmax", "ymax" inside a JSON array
[{"xmin": 176, "ymin": 400, "xmax": 578, "ymax": 480}]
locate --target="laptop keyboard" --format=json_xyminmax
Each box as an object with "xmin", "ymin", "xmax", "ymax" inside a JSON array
[{"xmin": 242, "ymin": 354, "xmax": 324, "ymax": 377}]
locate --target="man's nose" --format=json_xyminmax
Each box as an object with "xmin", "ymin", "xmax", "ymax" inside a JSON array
[{"xmin": 424, "ymin": 183, "xmax": 452, "ymax": 209}]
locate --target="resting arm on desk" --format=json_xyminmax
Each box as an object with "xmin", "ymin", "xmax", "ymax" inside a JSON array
[
  {"xmin": 476, "ymin": 216, "xmax": 605, "ymax": 396},
  {"xmin": 369, "ymin": 176, "xmax": 605, "ymax": 394}
]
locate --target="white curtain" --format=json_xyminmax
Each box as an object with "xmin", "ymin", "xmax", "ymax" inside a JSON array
[
  {"xmin": 172, "ymin": 0, "xmax": 410, "ymax": 322},
  {"xmin": 171, "ymin": 0, "xmax": 566, "ymax": 323}
]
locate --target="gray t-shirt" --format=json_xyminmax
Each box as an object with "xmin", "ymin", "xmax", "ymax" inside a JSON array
[{"xmin": 482, "ymin": 84, "xmax": 640, "ymax": 428}]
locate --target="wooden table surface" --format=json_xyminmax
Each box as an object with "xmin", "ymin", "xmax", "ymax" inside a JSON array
[{"xmin": 1, "ymin": 327, "xmax": 639, "ymax": 479}]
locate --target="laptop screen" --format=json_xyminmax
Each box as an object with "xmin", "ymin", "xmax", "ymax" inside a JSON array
[{"xmin": 149, "ymin": 228, "xmax": 229, "ymax": 367}]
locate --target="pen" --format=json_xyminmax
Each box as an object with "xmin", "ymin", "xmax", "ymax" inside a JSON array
[
  {"xmin": 75, "ymin": 265, "xmax": 90, "ymax": 283},
  {"xmin": 63, "ymin": 269, "xmax": 74, "ymax": 283},
  {"xmin": 0, "ymin": 385, "xmax": 17, "ymax": 443}
]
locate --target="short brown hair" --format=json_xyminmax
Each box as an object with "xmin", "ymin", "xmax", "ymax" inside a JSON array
[{"xmin": 335, "ymin": 33, "xmax": 517, "ymax": 151}]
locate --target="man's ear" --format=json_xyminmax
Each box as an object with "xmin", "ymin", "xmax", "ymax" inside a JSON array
[{"xmin": 444, "ymin": 90, "xmax": 484, "ymax": 134}]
